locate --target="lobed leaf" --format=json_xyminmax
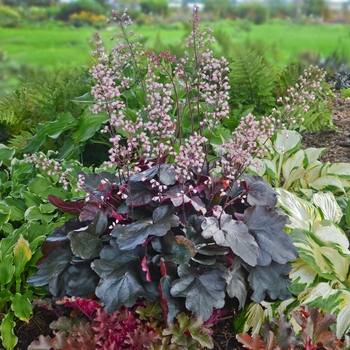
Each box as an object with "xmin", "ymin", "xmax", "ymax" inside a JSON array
[
  {"xmin": 113, "ymin": 205, "xmax": 179, "ymax": 250},
  {"xmin": 244, "ymin": 206, "xmax": 298, "ymax": 266},
  {"xmin": 244, "ymin": 261, "xmax": 293, "ymax": 302},
  {"xmin": 201, "ymin": 214, "xmax": 260, "ymax": 266},
  {"xmin": 91, "ymin": 239, "xmax": 159, "ymax": 313},
  {"xmin": 170, "ymin": 264, "xmax": 226, "ymax": 321}
]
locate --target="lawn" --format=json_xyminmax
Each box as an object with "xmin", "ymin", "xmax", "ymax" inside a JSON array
[{"xmin": 0, "ymin": 20, "xmax": 350, "ymax": 82}]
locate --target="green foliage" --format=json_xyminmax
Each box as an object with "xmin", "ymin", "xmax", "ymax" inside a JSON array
[
  {"xmin": 341, "ymin": 88, "xmax": 350, "ymax": 99},
  {"xmin": 229, "ymin": 50, "xmax": 277, "ymax": 116},
  {"xmin": 0, "ymin": 67, "xmax": 91, "ymax": 136},
  {"xmin": 236, "ymin": 4, "xmax": 270, "ymax": 24},
  {"xmin": 140, "ymin": 0, "xmax": 168, "ymax": 16},
  {"xmin": 0, "ymin": 6, "xmax": 21, "ymax": 27},
  {"xmin": 0, "ymin": 146, "xmax": 86, "ymax": 349},
  {"xmin": 203, "ymin": 0, "xmax": 235, "ymax": 19},
  {"xmin": 55, "ymin": 0, "xmax": 106, "ymax": 21}
]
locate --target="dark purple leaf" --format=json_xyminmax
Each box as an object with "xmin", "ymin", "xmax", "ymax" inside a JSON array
[
  {"xmin": 243, "ymin": 175, "xmax": 277, "ymax": 207},
  {"xmin": 244, "ymin": 261, "xmax": 293, "ymax": 302},
  {"xmin": 27, "ymin": 243, "xmax": 73, "ymax": 299},
  {"xmin": 113, "ymin": 206, "xmax": 179, "ymax": 250},
  {"xmin": 91, "ymin": 240, "xmax": 158, "ymax": 313},
  {"xmin": 170, "ymin": 264, "xmax": 226, "ymax": 321},
  {"xmin": 151, "ymin": 232, "xmax": 194, "ymax": 264},
  {"xmin": 158, "ymin": 260, "xmax": 183, "ymax": 324},
  {"xmin": 201, "ymin": 214, "xmax": 260, "ymax": 266},
  {"xmin": 126, "ymin": 181, "xmax": 158, "ymax": 207},
  {"xmin": 244, "ymin": 206, "xmax": 298, "ymax": 266},
  {"xmin": 48, "ymin": 195, "xmax": 85, "ymax": 214},
  {"xmin": 66, "ymin": 264, "xmax": 100, "ymax": 298}
]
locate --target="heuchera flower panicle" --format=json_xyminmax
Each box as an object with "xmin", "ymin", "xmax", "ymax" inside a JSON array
[
  {"xmin": 87, "ymin": 7, "xmax": 276, "ymax": 186},
  {"xmin": 271, "ymin": 65, "xmax": 326, "ymax": 128}
]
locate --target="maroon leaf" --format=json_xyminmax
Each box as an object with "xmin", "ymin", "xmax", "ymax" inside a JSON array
[
  {"xmin": 56, "ymin": 296, "xmax": 102, "ymax": 319},
  {"xmin": 48, "ymin": 195, "xmax": 85, "ymax": 214},
  {"xmin": 236, "ymin": 333, "xmax": 266, "ymax": 350}
]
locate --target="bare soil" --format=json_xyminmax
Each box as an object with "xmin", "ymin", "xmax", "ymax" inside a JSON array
[{"xmin": 302, "ymin": 92, "xmax": 350, "ymax": 164}]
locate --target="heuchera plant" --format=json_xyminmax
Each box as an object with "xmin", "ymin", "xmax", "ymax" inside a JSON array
[
  {"xmin": 27, "ymin": 7, "xmax": 298, "ymax": 327},
  {"xmin": 28, "ymin": 297, "xmax": 217, "ymax": 349},
  {"xmin": 236, "ymin": 305, "xmax": 348, "ymax": 350}
]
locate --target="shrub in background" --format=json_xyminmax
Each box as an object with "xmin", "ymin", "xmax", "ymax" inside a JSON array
[
  {"xmin": 55, "ymin": 0, "xmax": 106, "ymax": 22},
  {"xmin": 0, "ymin": 5, "xmax": 21, "ymax": 27},
  {"xmin": 140, "ymin": 0, "xmax": 168, "ymax": 16},
  {"xmin": 69, "ymin": 10, "xmax": 106, "ymax": 28}
]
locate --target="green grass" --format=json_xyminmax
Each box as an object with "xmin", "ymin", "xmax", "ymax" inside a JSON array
[{"xmin": 0, "ymin": 20, "xmax": 350, "ymax": 90}]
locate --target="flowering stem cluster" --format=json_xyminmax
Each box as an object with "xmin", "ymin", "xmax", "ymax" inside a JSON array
[
  {"xmin": 271, "ymin": 65, "xmax": 327, "ymax": 129},
  {"xmin": 89, "ymin": 6, "xmax": 273, "ymax": 191}
]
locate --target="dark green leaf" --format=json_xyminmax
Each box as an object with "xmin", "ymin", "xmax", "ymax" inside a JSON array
[
  {"xmin": 0, "ymin": 255, "xmax": 14, "ymax": 285},
  {"xmin": 23, "ymin": 113, "xmax": 76, "ymax": 153},
  {"xmin": 73, "ymin": 110, "xmax": 109, "ymax": 142}
]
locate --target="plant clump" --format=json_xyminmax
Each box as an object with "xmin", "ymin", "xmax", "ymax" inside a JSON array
[{"xmin": 26, "ymin": 7, "xmax": 298, "ymax": 329}]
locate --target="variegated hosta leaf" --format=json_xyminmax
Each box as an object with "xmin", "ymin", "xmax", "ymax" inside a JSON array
[
  {"xmin": 297, "ymin": 282, "xmax": 339, "ymax": 305},
  {"xmin": 274, "ymin": 130, "xmax": 302, "ymax": 155},
  {"xmin": 324, "ymin": 162, "xmax": 350, "ymax": 180},
  {"xmin": 311, "ymin": 192, "xmax": 342, "ymax": 224},
  {"xmin": 312, "ymin": 221, "xmax": 350, "ymax": 256},
  {"xmin": 248, "ymin": 159, "xmax": 266, "ymax": 177},
  {"xmin": 309, "ymin": 176, "xmax": 346, "ymax": 194},
  {"xmin": 282, "ymin": 149, "xmax": 306, "ymax": 183},
  {"xmin": 290, "ymin": 258, "xmax": 318, "ymax": 286},
  {"xmin": 291, "ymin": 229, "xmax": 349, "ymax": 282},
  {"xmin": 241, "ymin": 302, "xmax": 266, "ymax": 334},
  {"xmin": 299, "ymin": 160, "xmax": 323, "ymax": 188},
  {"xmin": 335, "ymin": 290, "xmax": 350, "ymax": 338},
  {"xmin": 283, "ymin": 167, "xmax": 307, "ymax": 190},
  {"xmin": 276, "ymin": 188, "xmax": 320, "ymax": 231},
  {"xmin": 304, "ymin": 147, "xmax": 327, "ymax": 163}
]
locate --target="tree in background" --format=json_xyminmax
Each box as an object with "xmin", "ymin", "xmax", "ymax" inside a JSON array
[
  {"xmin": 302, "ymin": 0, "xmax": 327, "ymax": 16},
  {"xmin": 140, "ymin": 0, "xmax": 168, "ymax": 16},
  {"xmin": 204, "ymin": 0, "xmax": 235, "ymax": 19}
]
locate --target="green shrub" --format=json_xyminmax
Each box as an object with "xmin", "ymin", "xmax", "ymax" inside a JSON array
[
  {"xmin": 140, "ymin": 0, "xmax": 168, "ymax": 16},
  {"xmin": 236, "ymin": 4, "xmax": 270, "ymax": 24},
  {"xmin": 55, "ymin": 0, "xmax": 106, "ymax": 22},
  {"xmin": 0, "ymin": 6, "xmax": 21, "ymax": 27},
  {"xmin": 0, "ymin": 67, "xmax": 91, "ymax": 136},
  {"xmin": 69, "ymin": 10, "xmax": 107, "ymax": 28}
]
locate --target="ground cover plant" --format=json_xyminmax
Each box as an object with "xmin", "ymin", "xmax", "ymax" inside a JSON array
[{"xmin": 2, "ymin": 6, "xmax": 350, "ymax": 350}]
